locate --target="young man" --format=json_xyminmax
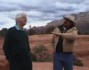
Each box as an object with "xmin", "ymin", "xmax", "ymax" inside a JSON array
[
  {"xmin": 3, "ymin": 12, "xmax": 32, "ymax": 70},
  {"xmin": 52, "ymin": 15, "xmax": 78, "ymax": 70}
]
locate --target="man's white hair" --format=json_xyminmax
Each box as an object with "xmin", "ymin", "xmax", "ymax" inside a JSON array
[{"xmin": 16, "ymin": 12, "xmax": 27, "ymax": 20}]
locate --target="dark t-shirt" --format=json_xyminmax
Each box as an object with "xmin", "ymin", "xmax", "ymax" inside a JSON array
[{"xmin": 56, "ymin": 25, "xmax": 66, "ymax": 53}]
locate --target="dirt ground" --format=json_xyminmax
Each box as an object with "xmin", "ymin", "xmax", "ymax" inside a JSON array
[
  {"xmin": 33, "ymin": 62, "xmax": 89, "ymax": 70},
  {"xmin": 0, "ymin": 34, "xmax": 89, "ymax": 70}
]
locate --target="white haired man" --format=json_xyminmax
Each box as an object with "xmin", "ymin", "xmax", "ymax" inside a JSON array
[
  {"xmin": 3, "ymin": 12, "xmax": 32, "ymax": 70},
  {"xmin": 52, "ymin": 15, "xmax": 78, "ymax": 70}
]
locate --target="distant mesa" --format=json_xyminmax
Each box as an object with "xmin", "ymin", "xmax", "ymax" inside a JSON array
[{"xmin": 46, "ymin": 11, "xmax": 89, "ymax": 34}]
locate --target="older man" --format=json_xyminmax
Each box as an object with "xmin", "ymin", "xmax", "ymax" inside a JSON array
[
  {"xmin": 3, "ymin": 12, "xmax": 32, "ymax": 70},
  {"xmin": 52, "ymin": 15, "xmax": 78, "ymax": 70}
]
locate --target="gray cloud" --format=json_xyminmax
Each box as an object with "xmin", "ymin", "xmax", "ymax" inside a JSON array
[
  {"xmin": 0, "ymin": 0, "xmax": 89, "ymax": 29},
  {"xmin": 57, "ymin": 0, "xmax": 84, "ymax": 4}
]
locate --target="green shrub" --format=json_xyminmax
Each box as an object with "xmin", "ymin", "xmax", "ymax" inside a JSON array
[
  {"xmin": 31, "ymin": 45, "xmax": 51, "ymax": 62},
  {"xmin": 73, "ymin": 56, "xmax": 83, "ymax": 66}
]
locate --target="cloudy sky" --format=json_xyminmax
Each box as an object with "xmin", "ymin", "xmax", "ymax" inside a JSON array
[{"xmin": 0, "ymin": 0, "xmax": 89, "ymax": 29}]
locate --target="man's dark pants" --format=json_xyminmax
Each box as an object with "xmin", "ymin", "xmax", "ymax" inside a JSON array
[{"xmin": 53, "ymin": 52, "xmax": 73, "ymax": 70}]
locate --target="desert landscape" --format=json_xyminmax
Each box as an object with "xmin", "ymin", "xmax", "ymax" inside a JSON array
[{"xmin": 0, "ymin": 34, "xmax": 89, "ymax": 70}]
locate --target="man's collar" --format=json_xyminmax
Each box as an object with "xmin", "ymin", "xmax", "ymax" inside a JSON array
[{"xmin": 15, "ymin": 25, "xmax": 23, "ymax": 30}]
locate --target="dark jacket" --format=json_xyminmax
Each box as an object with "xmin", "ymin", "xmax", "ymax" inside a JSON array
[{"xmin": 3, "ymin": 26, "xmax": 32, "ymax": 70}]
